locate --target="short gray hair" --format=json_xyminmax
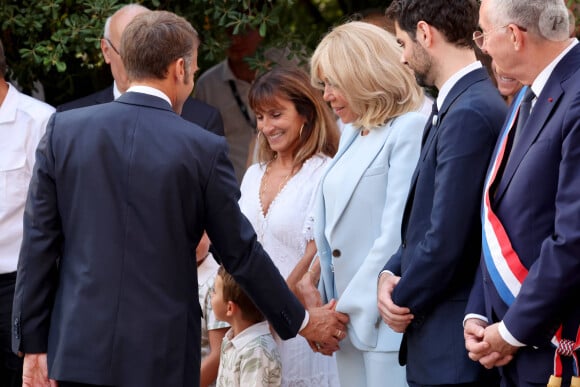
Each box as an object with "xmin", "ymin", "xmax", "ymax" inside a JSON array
[{"xmin": 488, "ymin": 0, "xmax": 569, "ymax": 41}]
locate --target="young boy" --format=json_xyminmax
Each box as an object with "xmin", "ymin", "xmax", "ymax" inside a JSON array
[
  {"xmin": 212, "ymin": 265, "xmax": 281, "ymax": 387},
  {"xmin": 197, "ymin": 233, "xmax": 229, "ymax": 387}
]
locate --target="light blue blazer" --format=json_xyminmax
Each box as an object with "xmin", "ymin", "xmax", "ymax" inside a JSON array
[{"xmin": 313, "ymin": 112, "xmax": 425, "ymax": 352}]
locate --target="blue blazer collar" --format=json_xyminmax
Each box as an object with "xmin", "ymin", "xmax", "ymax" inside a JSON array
[
  {"xmin": 494, "ymin": 44, "xmax": 580, "ymax": 202},
  {"xmin": 318, "ymin": 121, "xmax": 393, "ymax": 237},
  {"xmin": 115, "ymin": 91, "xmax": 175, "ymax": 113},
  {"xmin": 421, "ymin": 67, "xmax": 489, "ymax": 158}
]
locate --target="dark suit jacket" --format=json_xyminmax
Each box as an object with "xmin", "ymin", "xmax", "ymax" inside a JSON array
[
  {"xmin": 384, "ymin": 68, "xmax": 507, "ymax": 384},
  {"xmin": 467, "ymin": 44, "xmax": 580, "ymax": 383},
  {"xmin": 57, "ymin": 85, "xmax": 224, "ymax": 136},
  {"xmin": 12, "ymin": 92, "xmax": 303, "ymax": 387}
]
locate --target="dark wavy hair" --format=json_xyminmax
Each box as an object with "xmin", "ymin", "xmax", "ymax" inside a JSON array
[{"xmin": 386, "ymin": 0, "xmax": 479, "ymax": 48}]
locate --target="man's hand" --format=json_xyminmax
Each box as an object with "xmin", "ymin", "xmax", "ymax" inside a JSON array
[
  {"xmin": 478, "ymin": 323, "xmax": 516, "ymax": 369},
  {"xmin": 464, "ymin": 318, "xmax": 490, "ymax": 362},
  {"xmin": 300, "ymin": 299, "xmax": 349, "ymax": 356},
  {"xmin": 377, "ymin": 272, "xmax": 413, "ymax": 332},
  {"xmin": 23, "ymin": 353, "xmax": 58, "ymax": 387}
]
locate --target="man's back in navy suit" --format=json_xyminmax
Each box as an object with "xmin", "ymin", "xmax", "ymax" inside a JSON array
[{"xmin": 11, "ymin": 11, "xmax": 348, "ymax": 387}]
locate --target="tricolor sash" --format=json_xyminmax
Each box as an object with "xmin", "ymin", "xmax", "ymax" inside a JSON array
[
  {"xmin": 481, "ymin": 86, "xmax": 580, "ymax": 385},
  {"xmin": 481, "ymin": 87, "xmax": 528, "ymax": 306}
]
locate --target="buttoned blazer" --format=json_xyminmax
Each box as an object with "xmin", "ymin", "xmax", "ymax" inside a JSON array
[
  {"xmin": 384, "ymin": 68, "xmax": 507, "ymax": 384},
  {"xmin": 12, "ymin": 92, "xmax": 303, "ymax": 387},
  {"xmin": 57, "ymin": 84, "xmax": 224, "ymax": 136},
  {"xmin": 467, "ymin": 45, "xmax": 580, "ymax": 371},
  {"xmin": 313, "ymin": 112, "xmax": 424, "ymax": 352}
]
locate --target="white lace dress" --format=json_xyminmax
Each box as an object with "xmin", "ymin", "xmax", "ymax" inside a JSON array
[{"xmin": 239, "ymin": 154, "xmax": 340, "ymax": 387}]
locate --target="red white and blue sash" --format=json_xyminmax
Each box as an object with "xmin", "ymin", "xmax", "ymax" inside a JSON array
[
  {"xmin": 481, "ymin": 86, "xmax": 580, "ymax": 383},
  {"xmin": 481, "ymin": 87, "xmax": 528, "ymax": 306}
]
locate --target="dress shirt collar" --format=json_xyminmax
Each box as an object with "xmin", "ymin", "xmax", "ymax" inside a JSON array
[
  {"xmin": 530, "ymin": 39, "xmax": 578, "ymax": 99},
  {"xmin": 126, "ymin": 85, "xmax": 172, "ymax": 107},
  {"xmin": 0, "ymin": 83, "xmax": 19, "ymax": 124},
  {"xmin": 112, "ymin": 81, "xmax": 123, "ymax": 100},
  {"xmin": 225, "ymin": 320, "xmax": 270, "ymax": 350},
  {"xmin": 436, "ymin": 61, "xmax": 483, "ymax": 111}
]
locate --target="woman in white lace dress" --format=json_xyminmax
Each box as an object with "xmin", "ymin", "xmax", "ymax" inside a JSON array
[{"xmin": 239, "ymin": 67, "xmax": 341, "ymax": 387}]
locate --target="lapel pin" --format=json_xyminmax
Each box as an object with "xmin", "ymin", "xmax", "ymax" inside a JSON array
[{"xmin": 548, "ymin": 97, "xmax": 554, "ymax": 102}]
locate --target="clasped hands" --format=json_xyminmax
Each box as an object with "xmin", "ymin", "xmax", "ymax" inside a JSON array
[{"xmin": 464, "ymin": 319, "xmax": 518, "ymax": 369}]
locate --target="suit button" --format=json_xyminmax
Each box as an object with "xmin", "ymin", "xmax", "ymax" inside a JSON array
[
  {"xmin": 402, "ymin": 240, "xmax": 407, "ymax": 248},
  {"xmin": 332, "ymin": 249, "xmax": 341, "ymax": 257}
]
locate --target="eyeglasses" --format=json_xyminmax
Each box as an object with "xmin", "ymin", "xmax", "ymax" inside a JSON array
[
  {"xmin": 472, "ymin": 25, "xmax": 509, "ymax": 49},
  {"xmin": 104, "ymin": 37, "xmax": 120, "ymax": 55},
  {"xmin": 472, "ymin": 24, "xmax": 527, "ymax": 50}
]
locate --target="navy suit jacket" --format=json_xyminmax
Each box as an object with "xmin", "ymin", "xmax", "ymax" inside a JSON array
[
  {"xmin": 384, "ymin": 68, "xmax": 507, "ymax": 384},
  {"xmin": 467, "ymin": 43, "xmax": 580, "ymax": 383},
  {"xmin": 57, "ymin": 84, "xmax": 224, "ymax": 136},
  {"xmin": 12, "ymin": 92, "xmax": 303, "ymax": 386}
]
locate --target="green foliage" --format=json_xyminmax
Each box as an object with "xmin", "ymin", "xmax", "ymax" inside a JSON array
[{"xmin": 1, "ymin": 0, "xmax": 390, "ymax": 105}]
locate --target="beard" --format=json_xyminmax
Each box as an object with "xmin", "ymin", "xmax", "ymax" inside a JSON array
[{"xmin": 409, "ymin": 44, "xmax": 433, "ymax": 88}]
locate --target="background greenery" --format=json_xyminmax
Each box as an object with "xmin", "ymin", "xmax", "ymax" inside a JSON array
[
  {"xmin": 0, "ymin": 0, "xmax": 392, "ymax": 106},
  {"xmin": 1, "ymin": 0, "xmax": 579, "ymax": 106}
]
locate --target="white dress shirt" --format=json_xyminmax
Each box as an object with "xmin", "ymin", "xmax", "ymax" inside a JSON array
[{"xmin": 0, "ymin": 83, "xmax": 54, "ymax": 273}]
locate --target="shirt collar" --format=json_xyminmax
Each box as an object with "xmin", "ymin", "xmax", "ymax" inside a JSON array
[
  {"xmin": 112, "ymin": 81, "xmax": 123, "ymax": 100},
  {"xmin": 125, "ymin": 85, "xmax": 172, "ymax": 107},
  {"xmin": 530, "ymin": 39, "xmax": 578, "ymax": 98},
  {"xmin": 0, "ymin": 83, "xmax": 20, "ymax": 124},
  {"xmin": 436, "ymin": 61, "xmax": 483, "ymax": 111},
  {"xmin": 226, "ymin": 321, "xmax": 271, "ymax": 349}
]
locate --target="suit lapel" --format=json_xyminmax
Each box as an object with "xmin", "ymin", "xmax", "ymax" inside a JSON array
[
  {"xmin": 402, "ymin": 68, "xmax": 489, "ymax": 234},
  {"xmin": 326, "ymin": 122, "xmax": 392, "ymax": 235},
  {"xmin": 494, "ymin": 44, "xmax": 580, "ymax": 202}
]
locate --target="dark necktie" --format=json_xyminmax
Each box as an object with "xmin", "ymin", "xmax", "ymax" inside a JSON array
[
  {"xmin": 492, "ymin": 87, "xmax": 535, "ymax": 197},
  {"xmin": 421, "ymin": 101, "xmax": 438, "ymax": 148},
  {"xmin": 513, "ymin": 87, "xmax": 536, "ymax": 146}
]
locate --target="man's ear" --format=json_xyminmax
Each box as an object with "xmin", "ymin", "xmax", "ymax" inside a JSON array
[
  {"xmin": 101, "ymin": 39, "xmax": 112, "ymax": 64},
  {"xmin": 416, "ymin": 20, "xmax": 433, "ymax": 48},
  {"xmin": 508, "ymin": 24, "xmax": 526, "ymax": 51},
  {"xmin": 174, "ymin": 57, "xmax": 186, "ymax": 82}
]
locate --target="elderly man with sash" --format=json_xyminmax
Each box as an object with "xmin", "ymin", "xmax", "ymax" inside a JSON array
[{"xmin": 464, "ymin": 1, "xmax": 580, "ymax": 386}]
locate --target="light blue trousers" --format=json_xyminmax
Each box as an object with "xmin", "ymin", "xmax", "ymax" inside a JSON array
[{"xmin": 335, "ymin": 335, "xmax": 407, "ymax": 387}]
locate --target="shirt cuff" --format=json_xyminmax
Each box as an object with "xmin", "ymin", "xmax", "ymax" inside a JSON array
[
  {"xmin": 463, "ymin": 313, "xmax": 488, "ymax": 327},
  {"xmin": 499, "ymin": 321, "xmax": 526, "ymax": 347},
  {"xmin": 299, "ymin": 310, "xmax": 309, "ymax": 332},
  {"xmin": 379, "ymin": 270, "xmax": 394, "ymax": 278}
]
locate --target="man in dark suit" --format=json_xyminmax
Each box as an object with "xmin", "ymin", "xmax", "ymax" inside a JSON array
[
  {"xmin": 57, "ymin": 4, "xmax": 224, "ymax": 136},
  {"xmin": 465, "ymin": 1, "xmax": 580, "ymax": 386},
  {"xmin": 377, "ymin": 1, "xmax": 507, "ymax": 386},
  {"xmin": 12, "ymin": 10, "xmax": 348, "ymax": 387}
]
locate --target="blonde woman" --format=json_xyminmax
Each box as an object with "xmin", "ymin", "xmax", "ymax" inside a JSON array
[
  {"xmin": 239, "ymin": 66, "xmax": 342, "ymax": 386},
  {"xmin": 308, "ymin": 21, "xmax": 426, "ymax": 387}
]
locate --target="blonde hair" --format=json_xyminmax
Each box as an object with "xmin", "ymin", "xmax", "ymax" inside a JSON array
[
  {"xmin": 249, "ymin": 66, "xmax": 340, "ymax": 170},
  {"xmin": 311, "ymin": 21, "xmax": 423, "ymax": 130}
]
